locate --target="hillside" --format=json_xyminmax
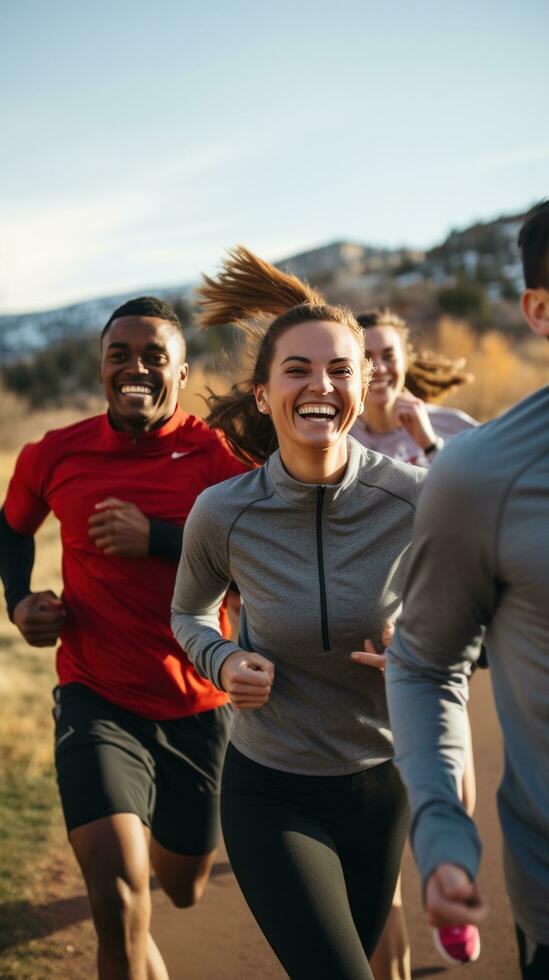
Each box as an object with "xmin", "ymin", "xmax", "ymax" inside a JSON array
[
  {"xmin": 0, "ymin": 286, "xmax": 193, "ymax": 360},
  {"xmin": 0, "ymin": 207, "xmax": 529, "ymax": 363}
]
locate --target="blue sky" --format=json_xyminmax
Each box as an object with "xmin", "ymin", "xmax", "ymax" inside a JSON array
[{"xmin": 1, "ymin": 0, "xmax": 548, "ymax": 313}]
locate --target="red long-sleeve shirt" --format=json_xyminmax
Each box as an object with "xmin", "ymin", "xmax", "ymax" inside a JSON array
[{"xmin": 4, "ymin": 406, "xmax": 246, "ymax": 719}]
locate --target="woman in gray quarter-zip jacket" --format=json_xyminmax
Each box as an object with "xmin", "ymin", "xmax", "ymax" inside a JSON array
[{"xmin": 171, "ymin": 248, "xmax": 426, "ymax": 980}]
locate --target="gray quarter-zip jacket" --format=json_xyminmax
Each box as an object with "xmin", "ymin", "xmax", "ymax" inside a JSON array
[{"xmin": 172, "ymin": 436, "xmax": 425, "ymax": 775}]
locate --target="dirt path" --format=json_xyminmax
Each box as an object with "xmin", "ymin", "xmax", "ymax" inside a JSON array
[{"xmin": 13, "ymin": 670, "xmax": 521, "ymax": 979}]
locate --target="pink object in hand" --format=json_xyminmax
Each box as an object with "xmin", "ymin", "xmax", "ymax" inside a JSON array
[{"xmin": 432, "ymin": 924, "xmax": 481, "ymax": 965}]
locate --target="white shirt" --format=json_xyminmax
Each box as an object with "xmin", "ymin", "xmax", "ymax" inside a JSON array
[{"xmin": 351, "ymin": 405, "xmax": 477, "ymax": 467}]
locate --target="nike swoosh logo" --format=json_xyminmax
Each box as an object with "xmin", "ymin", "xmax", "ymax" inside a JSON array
[
  {"xmin": 171, "ymin": 451, "xmax": 191, "ymax": 459},
  {"xmin": 55, "ymin": 725, "xmax": 75, "ymax": 749}
]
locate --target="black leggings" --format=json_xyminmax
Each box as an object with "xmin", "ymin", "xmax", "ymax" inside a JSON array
[{"xmin": 221, "ymin": 744, "xmax": 409, "ymax": 980}]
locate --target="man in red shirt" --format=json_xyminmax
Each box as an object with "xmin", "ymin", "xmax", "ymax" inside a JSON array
[{"xmin": 0, "ymin": 297, "xmax": 246, "ymax": 979}]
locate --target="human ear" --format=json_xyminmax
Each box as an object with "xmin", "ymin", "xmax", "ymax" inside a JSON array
[
  {"xmin": 521, "ymin": 289, "xmax": 549, "ymax": 338},
  {"xmin": 253, "ymin": 383, "xmax": 270, "ymax": 414},
  {"xmin": 179, "ymin": 363, "xmax": 189, "ymax": 390}
]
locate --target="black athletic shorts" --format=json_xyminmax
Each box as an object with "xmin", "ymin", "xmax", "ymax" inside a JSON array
[{"xmin": 53, "ymin": 682, "xmax": 232, "ymax": 855}]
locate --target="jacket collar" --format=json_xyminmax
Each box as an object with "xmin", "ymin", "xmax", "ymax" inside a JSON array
[
  {"xmin": 265, "ymin": 436, "xmax": 364, "ymax": 510},
  {"xmin": 100, "ymin": 405, "xmax": 186, "ymax": 450}
]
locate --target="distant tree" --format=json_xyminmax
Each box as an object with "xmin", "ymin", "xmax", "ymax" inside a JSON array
[
  {"xmin": 2, "ymin": 334, "xmax": 101, "ymax": 407},
  {"xmin": 437, "ymin": 278, "xmax": 490, "ymax": 324}
]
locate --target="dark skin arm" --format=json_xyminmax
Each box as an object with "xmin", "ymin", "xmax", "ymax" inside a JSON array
[
  {"xmin": 12, "ymin": 499, "xmax": 177, "ymax": 646},
  {"xmin": 88, "ymin": 497, "xmax": 150, "ymax": 557},
  {"xmin": 0, "ymin": 510, "xmax": 66, "ymax": 647},
  {"xmin": 89, "ymin": 497, "xmax": 189, "ymax": 562},
  {"xmin": 13, "ymin": 591, "xmax": 67, "ymax": 647}
]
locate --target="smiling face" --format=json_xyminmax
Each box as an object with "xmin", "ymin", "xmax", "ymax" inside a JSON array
[
  {"xmin": 362, "ymin": 325, "xmax": 407, "ymax": 412},
  {"xmin": 100, "ymin": 315, "xmax": 188, "ymax": 433},
  {"xmin": 253, "ymin": 319, "xmax": 366, "ymax": 472}
]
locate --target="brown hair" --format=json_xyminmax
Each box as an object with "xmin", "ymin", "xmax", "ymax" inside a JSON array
[
  {"xmin": 356, "ymin": 308, "xmax": 473, "ymax": 402},
  {"xmin": 518, "ymin": 199, "xmax": 549, "ymax": 290},
  {"xmin": 198, "ymin": 246, "xmax": 371, "ymax": 464}
]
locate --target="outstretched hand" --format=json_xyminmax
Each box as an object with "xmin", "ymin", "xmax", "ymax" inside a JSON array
[
  {"xmin": 425, "ymin": 864, "xmax": 488, "ymax": 927},
  {"xmin": 88, "ymin": 498, "xmax": 150, "ymax": 557},
  {"xmin": 13, "ymin": 590, "xmax": 67, "ymax": 647},
  {"xmin": 220, "ymin": 650, "xmax": 274, "ymax": 710},
  {"xmin": 350, "ymin": 621, "xmax": 395, "ymax": 672}
]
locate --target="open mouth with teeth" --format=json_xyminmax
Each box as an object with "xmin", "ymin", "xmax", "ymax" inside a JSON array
[
  {"xmin": 295, "ymin": 403, "xmax": 339, "ymax": 422},
  {"xmin": 118, "ymin": 384, "xmax": 156, "ymax": 398},
  {"xmin": 367, "ymin": 378, "xmax": 396, "ymax": 402}
]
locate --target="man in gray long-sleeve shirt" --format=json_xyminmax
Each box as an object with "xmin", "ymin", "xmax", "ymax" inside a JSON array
[{"xmin": 385, "ymin": 199, "xmax": 549, "ymax": 980}]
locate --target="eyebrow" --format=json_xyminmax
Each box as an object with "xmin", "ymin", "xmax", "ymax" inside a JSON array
[
  {"xmin": 106, "ymin": 342, "xmax": 168, "ymax": 353},
  {"xmin": 280, "ymin": 355, "xmax": 352, "ymax": 365},
  {"xmin": 365, "ymin": 347, "xmax": 395, "ymax": 356}
]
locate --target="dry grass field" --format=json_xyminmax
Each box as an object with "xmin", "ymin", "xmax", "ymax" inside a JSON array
[
  {"xmin": 0, "ymin": 322, "xmax": 546, "ymax": 976},
  {"xmin": 0, "ymin": 451, "xmax": 65, "ymax": 975},
  {"xmin": 431, "ymin": 317, "xmax": 549, "ymax": 420}
]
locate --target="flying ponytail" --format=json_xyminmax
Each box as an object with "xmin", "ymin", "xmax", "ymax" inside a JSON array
[
  {"xmin": 196, "ymin": 245, "xmax": 325, "ymax": 327},
  {"xmin": 197, "ymin": 247, "xmax": 370, "ymax": 464}
]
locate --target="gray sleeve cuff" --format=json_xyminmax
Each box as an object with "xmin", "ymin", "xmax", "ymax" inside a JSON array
[
  {"xmin": 411, "ymin": 800, "xmax": 482, "ymax": 889},
  {"xmin": 202, "ymin": 636, "xmax": 241, "ymax": 689},
  {"xmin": 170, "ymin": 605, "xmax": 241, "ymax": 689}
]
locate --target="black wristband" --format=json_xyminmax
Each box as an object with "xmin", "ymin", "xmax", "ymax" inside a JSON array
[
  {"xmin": 424, "ymin": 437, "xmax": 444, "ymax": 456},
  {"xmin": 148, "ymin": 518, "xmax": 184, "ymax": 563}
]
